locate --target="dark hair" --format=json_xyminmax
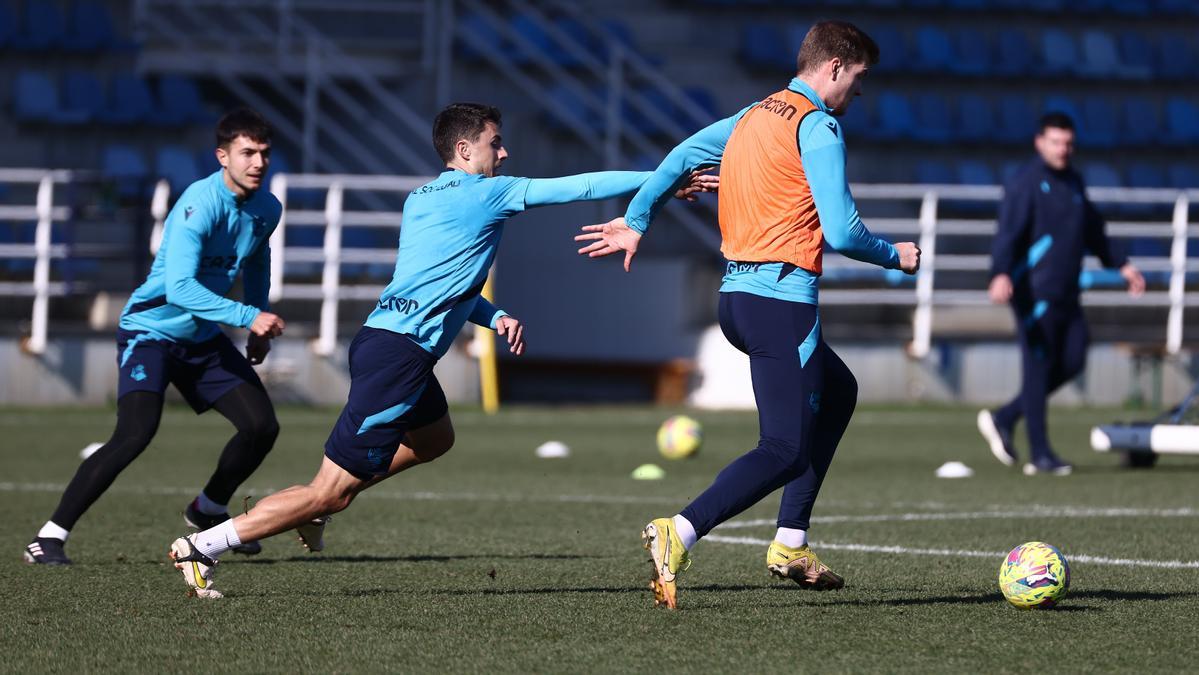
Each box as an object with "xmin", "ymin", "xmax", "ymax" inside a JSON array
[
  {"xmin": 797, "ymin": 21, "xmax": 880, "ymax": 73},
  {"xmin": 432, "ymin": 103, "xmax": 502, "ymax": 163},
  {"xmin": 216, "ymin": 107, "xmax": 273, "ymax": 148},
  {"xmin": 1038, "ymin": 111, "xmax": 1076, "ymax": 134}
]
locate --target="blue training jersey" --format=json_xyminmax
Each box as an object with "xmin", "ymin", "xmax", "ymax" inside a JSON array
[
  {"xmin": 365, "ymin": 168, "xmax": 650, "ymax": 358},
  {"xmin": 624, "ymin": 77, "xmax": 898, "ymax": 306},
  {"xmin": 119, "ymin": 170, "xmax": 281, "ymax": 343}
]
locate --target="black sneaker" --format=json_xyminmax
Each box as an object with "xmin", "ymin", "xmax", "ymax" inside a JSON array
[
  {"xmin": 1023, "ymin": 454, "xmax": 1074, "ymax": 476},
  {"xmin": 183, "ymin": 500, "xmax": 262, "ymax": 555},
  {"xmin": 24, "ymin": 537, "xmax": 72, "ymax": 565},
  {"xmin": 977, "ymin": 409, "xmax": 1017, "ymax": 467}
]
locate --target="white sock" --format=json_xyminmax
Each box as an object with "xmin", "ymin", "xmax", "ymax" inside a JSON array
[
  {"xmin": 672, "ymin": 514, "xmax": 698, "ymax": 550},
  {"xmin": 194, "ymin": 491, "xmax": 228, "ymax": 516},
  {"xmin": 192, "ymin": 519, "xmax": 242, "ymax": 558},
  {"xmin": 775, "ymin": 527, "xmax": 807, "ymax": 548},
  {"xmin": 38, "ymin": 521, "xmax": 70, "ymax": 542}
]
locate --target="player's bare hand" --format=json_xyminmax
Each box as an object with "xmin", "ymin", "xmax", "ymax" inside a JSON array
[
  {"xmin": 249, "ymin": 311, "xmax": 285, "ymax": 338},
  {"xmin": 495, "ymin": 315, "xmax": 525, "ymax": 356},
  {"xmin": 673, "ymin": 167, "xmax": 719, "ymax": 202},
  {"xmin": 246, "ymin": 333, "xmax": 271, "ymax": 365},
  {"xmin": 895, "ymin": 242, "xmax": 921, "ymax": 275},
  {"xmin": 1121, "ymin": 262, "xmax": 1146, "ymax": 298},
  {"xmin": 988, "ymin": 274, "xmax": 1013, "ymax": 304},
  {"xmin": 575, "ymin": 216, "xmax": 642, "ymax": 272}
]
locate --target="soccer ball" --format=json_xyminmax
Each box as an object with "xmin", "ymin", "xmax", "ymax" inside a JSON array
[
  {"xmin": 998, "ymin": 541, "xmax": 1071, "ymax": 609},
  {"xmin": 657, "ymin": 415, "xmax": 702, "ymax": 460}
]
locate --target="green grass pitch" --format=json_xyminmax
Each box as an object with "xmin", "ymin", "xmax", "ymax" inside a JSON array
[{"xmin": 2, "ymin": 404, "xmax": 1196, "ymax": 672}]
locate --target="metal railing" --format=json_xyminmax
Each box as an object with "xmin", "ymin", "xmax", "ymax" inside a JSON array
[
  {"xmin": 0, "ymin": 169, "xmax": 76, "ymax": 355},
  {"xmin": 12, "ymin": 173, "xmax": 1198, "ymax": 360}
]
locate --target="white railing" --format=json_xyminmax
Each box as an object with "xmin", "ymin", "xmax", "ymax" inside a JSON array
[
  {"xmin": 840, "ymin": 184, "xmax": 1197, "ymax": 358},
  {"xmin": 0, "ymin": 169, "xmax": 76, "ymax": 355},
  {"xmin": 10, "ymin": 174, "xmax": 1198, "ymax": 359}
]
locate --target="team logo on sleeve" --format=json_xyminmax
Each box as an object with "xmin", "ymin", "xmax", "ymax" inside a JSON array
[
  {"xmin": 825, "ymin": 121, "xmax": 839, "ymax": 137},
  {"xmin": 184, "ymin": 206, "xmax": 195, "ymax": 220},
  {"xmin": 251, "ymin": 215, "xmax": 267, "ymax": 237}
]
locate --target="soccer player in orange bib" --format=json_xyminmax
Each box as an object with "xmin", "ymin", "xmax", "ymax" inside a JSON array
[{"xmin": 578, "ymin": 21, "xmax": 921, "ymax": 608}]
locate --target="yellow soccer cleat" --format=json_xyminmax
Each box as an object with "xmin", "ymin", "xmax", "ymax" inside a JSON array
[
  {"xmin": 169, "ymin": 534, "xmax": 223, "ymax": 599},
  {"xmin": 766, "ymin": 541, "xmax": 844, "ymax": 590},
  {"xmin": 641, "ymin": 518, "xmax": 690, "ymax": 609}
]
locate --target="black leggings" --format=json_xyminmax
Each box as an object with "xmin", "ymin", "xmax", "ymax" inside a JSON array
[{"xmin": 49, "ymin": 383, "xmax": 279, "ymax": 531}]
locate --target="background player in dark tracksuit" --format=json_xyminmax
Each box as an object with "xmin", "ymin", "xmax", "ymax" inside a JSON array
[
  {"xmin": 24, "ymin": 109, "xmax": 289, "ymax": 565},
  {"xmin": 167, "ymin": 103, "xmax": 717, "ymax": 598},
  {"xmin": 978, "ymin": 112, "xmax": 1144, "ymax": 476}
]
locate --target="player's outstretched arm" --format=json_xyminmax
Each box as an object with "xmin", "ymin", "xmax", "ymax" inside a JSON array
[
  {"xmin": 523, "ymin": 169, "xmax": 718, "ymax": 209},
  {"xmin": 624, "ymin": 104, "xmax": 753, "ymax": 235},
  {"xmin": 575, "ymin": 217, "xmax": 642, "ymax": 272},
  {"xmin": 163, "ymin": 207, "xmax": 265, "ymax": 329}
]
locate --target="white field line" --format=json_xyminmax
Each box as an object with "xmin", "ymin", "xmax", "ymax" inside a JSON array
[
  {"xmin": 716, "ymin": 506, "xmax": 1199, "ymax": 529},
  {"xmin": 705, "ymin": 534, "xmax": 1199, "ymax": 570}
]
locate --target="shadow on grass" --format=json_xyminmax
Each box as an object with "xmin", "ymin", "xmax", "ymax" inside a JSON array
[{"xmin": 802, "ymin": 588, "xmax": 1198, "ymax": 609}]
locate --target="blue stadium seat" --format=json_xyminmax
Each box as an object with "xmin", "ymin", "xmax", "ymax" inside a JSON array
[
  {"xmin": 1165, "ymin": 97, "xmax": 1199, "ymax": 144},
  {"xmin": 912, "ymin": 95, "xmax": 953, "ymax": 143},
  {"xmin": 456, "ymin": 13, "xmax": 504, "ymax": 61},
  {"xmin": 13, "ymin": 0, "xmax": 66, "ymax": 50},
  {"xmin": 739, "ymin": 23, "xmax": 789, "ymax": 68},
  {"xmin": 0, "ymin": 2, "xmax": 15, "ymax": 47},
  {"xmin": 1119, "ymin": 98, "xmax": 1158, "ymax": 146},
  {"xmin": 956, "ymin": 95, "xmax": 994, "ymax": 142},
  {"xmin": 196, "ymin": 148, "xmax": 221, "ymax": 175},
  {"xmin": 63, "ymin": 0, "xmax": 116, "ymax": 51},
  {"xmin": 1079, "ymin": 30, "xmax": 1120, "ymax": 78},
  {"xmin": 155, "ymin": 146, "xmax": 200, "ymax": 194},
  {"xmin": 1041, "ymin": 29, "xmax": 1079, "ymax": 75},
  {"xmin": 1109, "ymin": 0, "xmax": 1151, "ymax": 15},
  {"xmin": 873, "ymin": 91, "xmax": 915, "ymax": 140},
  {"xmin": 868, "ymin": 25, "xmax": 905, "ymax": 73},
  {"xmin": 957, "ymin": 160, "xmax": 996, "ymax": 185},
  {"xmin": 1042, "ymin": 95, "xmax": 1081, "ymax": 127},
  {"xmin": 102, "ymin": 144, "xmax": 149, "ymax": 197},
  {"xmin": 912, "ymin": 26, "xmax": 952, "ymax": 72},
  {"xmin": 62, "ymin": 70, "xmax": 105, "ymax": 122},
  {"xmin": 1117, "ymin": 31, "xmax": 1154, "ymax": 79},
  {"xmin": 1157, "ymin": 35, "xmax": 1193, "ymax": 80},
  {"xmin": 550, "ymin": 16, "xmax": 596, "ymax": 68},
  {"xmin": 1156, "ymin": 0, "xmax": 1199, "ymax": 15},
  {"xmin": 951, "ymin": 29, "xmax": 990, "ymax": 76},
  {"xmin": 1128, "ymin": 162, "xmax": 1166, "ymax": 188},
  {"xmin": 508, "ymin": 13, "xmax": 554, "ymax": 66},
  {"xmin": 101, "ymin": 73, "xmax": 156, "ymax": 124},
  {"xmin": 994, "ymin": 29, "xmax": 1032, "ymax": 76},
  {"xmin": 915, "ymin": 160, "xmax": 954, "ymax": 184},
  {"xmin": 1168, "ymin": 163, "xmax": 1199, "ymax": 188},
  {"xmin": 156, "ymin": 75, "xmax": 209, "ymax": 126},
  {"xmin": 541, "ymin": 84, "xmax": 603, "ymax": 135},
  {"xmin": 996, "ymin": 97, "xmax": 1036, "ymax": 143},
  {"xmin": 1082, "ymin": 162, "xmax": 1122, "ymax": 187},
  {"xmin": 1081, "ymin": 96, "xmax": 1118, "ymax": 148},
  {"xmin": 783, "ymin": 23, "xmax": 810, "ymax": 61},
  {"xmin": 13, "ymin": 70, "xmax": 60, "ymax": 122},
  {"xmin": 946, "ymin": 0, "xmax": 988, "ymax": 8},
  {"xmin": 839, "ymin": 95, "xmax": 872, "ymax": 139}
]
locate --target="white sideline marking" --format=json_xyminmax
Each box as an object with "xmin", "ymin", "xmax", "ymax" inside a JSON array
[
  {"xmin": 716, "ymin": 506, "xmax": 1199, "ymax": 529},
  {"xmin": 705, "ymin": 535, "xmax": 1199, "ymax": 570}
]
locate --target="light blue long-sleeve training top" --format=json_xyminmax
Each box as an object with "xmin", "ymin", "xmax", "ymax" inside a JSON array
[
  {"xmin": 119, "ymin": 170, "xmax": 281, "ymax": 343},
  {"xmin": 623, "ymin": 77, "xmax": 899, "ymax": 305},
  {"xmin": 365, "ymin": 168, "xmax": 650, "ymax": 358}
]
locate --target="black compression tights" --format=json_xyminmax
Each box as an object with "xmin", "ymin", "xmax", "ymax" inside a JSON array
[{"xmin": 48, "ymin": 384, "xmax": 279, "ymax": 531}]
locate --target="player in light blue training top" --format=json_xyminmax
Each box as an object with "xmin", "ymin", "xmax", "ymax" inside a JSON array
[
  {"xmin": 169, "ymin": 102, "xmax": 717, "ymax": 597},
  {"xmin": 25, "ymin": 109, "xmax": 290, "ymax": 566}
]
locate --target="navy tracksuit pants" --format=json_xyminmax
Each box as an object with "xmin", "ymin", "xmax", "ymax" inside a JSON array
[
  {"xmin": 993, "ymin": 299, "xmax": 1089, "ymax": 460},
  {"xmin": 680, "ymin": 291, "xmax": 858, "ymax": 538}
]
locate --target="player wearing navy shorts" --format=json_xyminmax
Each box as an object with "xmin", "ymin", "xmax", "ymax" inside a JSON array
[
  {"xmin": 168, "ymin": 102, "xmax": 716, "ymax": 597},
  {"xmin": 24, "ymin": 109, "xmax": 288, "ymax": 565}
]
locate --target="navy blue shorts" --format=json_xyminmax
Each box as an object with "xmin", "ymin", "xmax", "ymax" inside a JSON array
[
  {"xmin": 116, "ymin": 329, "xmax": 265, "ymax": 413},
  {"xmin": 324, "ymin": 327, "xmax": 448, "ymax": 480}
]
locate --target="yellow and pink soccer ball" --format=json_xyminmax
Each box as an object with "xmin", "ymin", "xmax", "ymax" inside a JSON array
[
  {"xmin": 998, "ymin": 541, "xmax": 1071, "ymax": 609},
  {"xmin": 656, "ymin": 415, "xmax": 702, "ymax": 460}
]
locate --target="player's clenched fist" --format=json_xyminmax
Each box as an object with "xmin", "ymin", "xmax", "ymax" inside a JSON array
[
  {"xmin": 894, "ymin": 242, "xmax": 921, "ymax": 274},
  {"xmin": 249, "ymin": 311, "xmax": 285, "ymax": 338}
]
